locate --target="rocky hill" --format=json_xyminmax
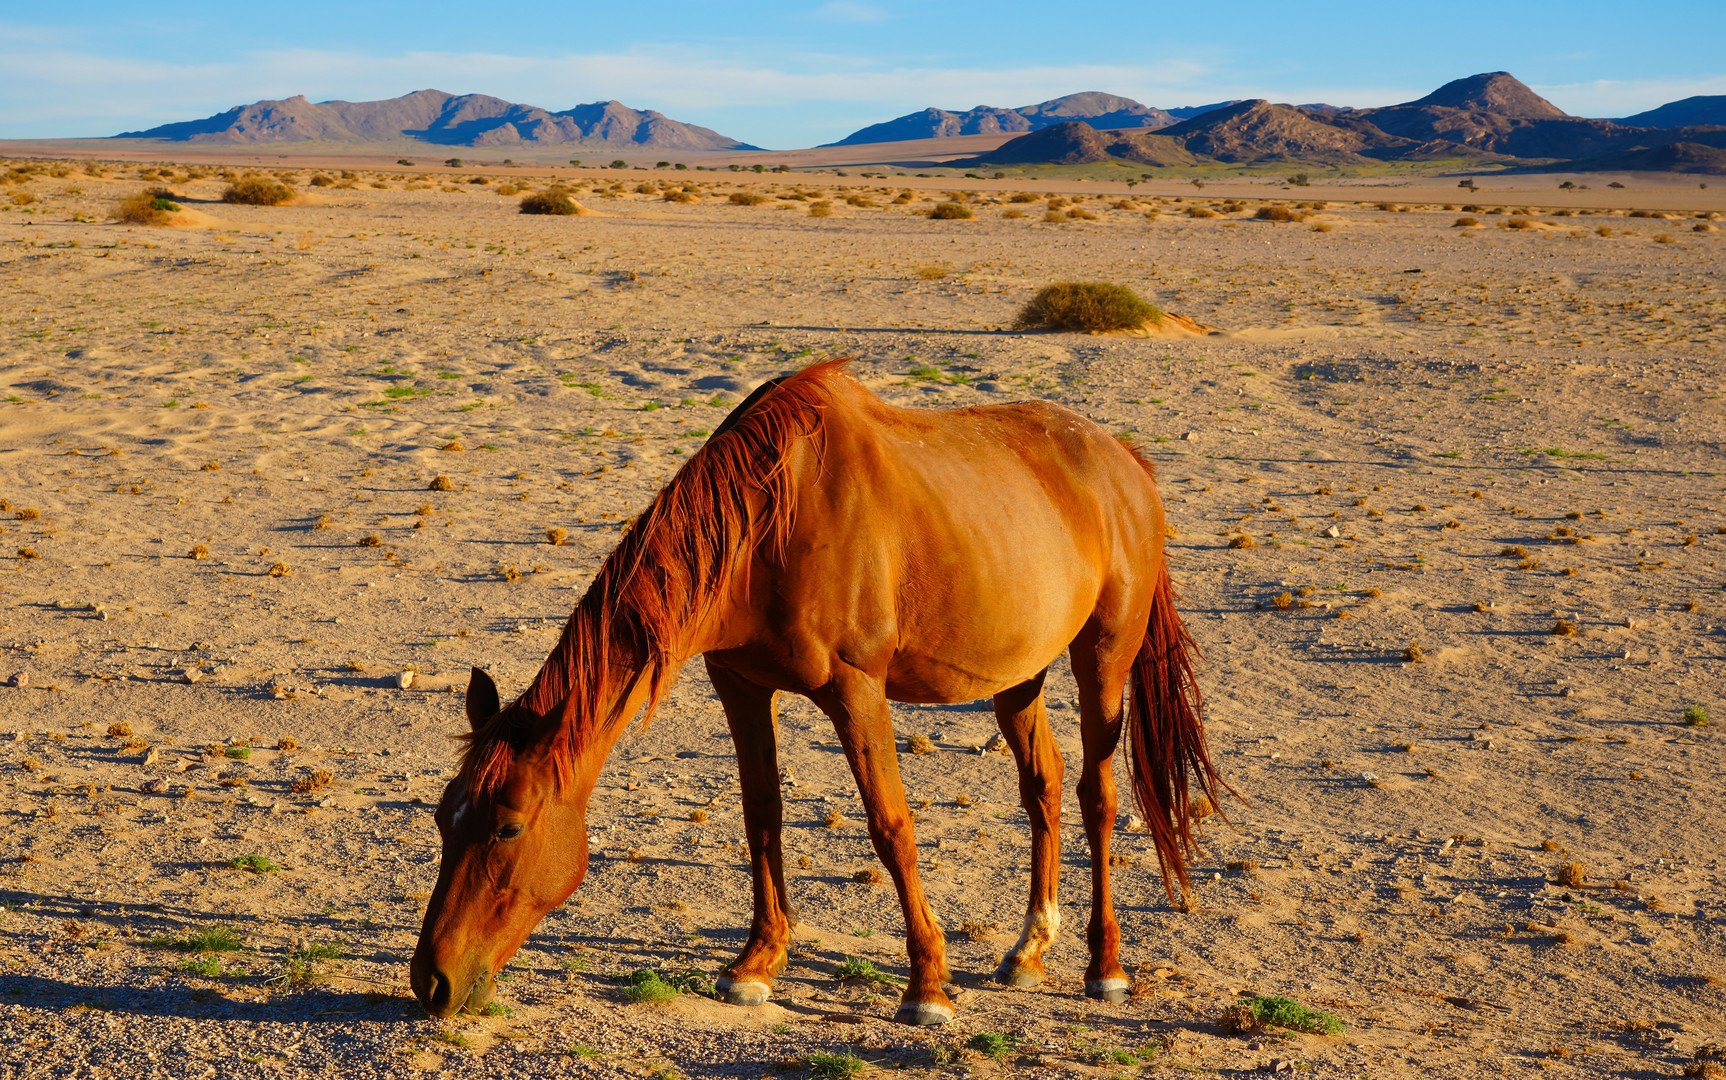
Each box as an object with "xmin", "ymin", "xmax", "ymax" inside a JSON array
[
  {"xmin": 116, "ymin": 90, "xmax": 759, "ymax": 151},
  {"xmin": 959, "ymin": 73, "xmax": 1726, "ymax": 173},
  {"xmin": 1615, "ymin": 95, "xmax": 1726, "ymax": 129},
  {"xmin": 823, "ymin": 92, "xmax": 1188, "ymax": 146}
]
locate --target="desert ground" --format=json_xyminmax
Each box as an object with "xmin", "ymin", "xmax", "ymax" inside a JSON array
[{"xmin": 0, "ymin": 159, "xmax": 1722, "ymax": 1080}]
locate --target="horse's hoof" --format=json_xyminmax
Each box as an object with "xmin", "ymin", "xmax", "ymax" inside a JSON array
[
  {"xmin": 1085, "ymin": 978, "xmax": 1131, "ymax": 1004},
  {"xmin": 716, "ymin": 977, "xmax": 771, "ymax": 1007},
  {"xmin": 895, "ymin": 1000, "xmax": 954, "ymax": 1027},
  {"xmin": 993, "ymin": 960, "xmax": 1045, "ymax": 988}
]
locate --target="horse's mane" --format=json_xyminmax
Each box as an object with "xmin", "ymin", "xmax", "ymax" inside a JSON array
[{"xmin": 459, "ymin": 359, "xmax": 844, "ymax": 794}]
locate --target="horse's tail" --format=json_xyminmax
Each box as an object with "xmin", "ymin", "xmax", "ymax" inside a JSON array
[{"xmin": 1125, "ymin": 562, "xmax": 1233, "ymax": 900}]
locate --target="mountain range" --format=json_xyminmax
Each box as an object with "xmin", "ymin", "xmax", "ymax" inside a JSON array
[
  {"xmin": 111, "ymin": 75, "xmax": 1726, "ymax": 171},
  {"xmin": 116, "ymin": 89, "xmax": 759, "ymax": 151},
  {"xmin": 952, "ymin": 74, "xmax": 1726, "ymax": 173}
]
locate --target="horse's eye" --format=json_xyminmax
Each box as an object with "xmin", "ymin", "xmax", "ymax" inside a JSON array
[{"xmin": 496, "ymin": 822, "xmax": 524, "ymax": 840}]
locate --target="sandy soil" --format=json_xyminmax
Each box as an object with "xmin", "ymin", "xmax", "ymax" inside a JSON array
[{"xmin": 0, "ymin": 159, "xmax": 1722, "ymax": 1080}]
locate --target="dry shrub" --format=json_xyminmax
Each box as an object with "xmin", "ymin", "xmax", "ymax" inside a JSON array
[
  {"xmin": 1505, "ymin": 217, "xmax": 1538, "ymax": 230},
  {"xmin": 906, "ymin": 735, "xmax": 935, "ymax": 754},
  {"xmin": 1453, "ymin": 216, "xmax": 1479, "ymax": 228},
  {"xmin": 1002, "ymin": 208, "xmax": 1026, "ymax": 219},
  {"xmin": 808, "ymin": 200, "xmax": 833, "ymax": 217},
  {"xmin": 289, "ymin": 768, "xmax": 334, "ymax": 795},
  {"xmin": 1552, "ymin": 620, "xmax": 1577, "ymax": 636},
  {"xmin": 428, "ymin": 475, "xmax": 454, "ymax": 491},
  {"xmin": 116, "ymin": 188, "xmax": 182, "ymax": 225},
  {"xmin": 928, "ymin": 202, "xmax": 973, "ymax": 220},
  {"xmin": 1187, "ymin": 206, "xmax": 1217, "ymax": 219},
  {"xmin": 1008, "ymin": 192, "xmax": 1038, "ymax": 203},
  {"xmin": 520, "ymin": 191, "xmax": 584, "ymax": 215},
  {"xmin": 1014, "ymin": 281, "xmax": 1163, "ymax": 332},
  {"xmin": 1255, "ymin": 204, "xmax": 1304, "ymax": 223},
  {"xmin": 222, "ymin": 177, "xmax": 294, "ymax": 206},
  {"xmin": 663, "ymin": 189, "xmax": 695, "ymax": 203},
  {"xmin": 546, "ymin": 527, "xmax": 567, "ymax": 546},
  {"xmin": 1228, "ymin": 534, "xmax": 1256, "ymax": 550},
  {"xmin": 853, "ymin": 868, "xmax": 884, "ymax": 885},
  {"xmin": 1402, "ymin": 643, "xmax": 1426, "ymax": 663},
  {"xmin": 1554, "ymin": 861, "xmax": 1586, "ymax": 888}
]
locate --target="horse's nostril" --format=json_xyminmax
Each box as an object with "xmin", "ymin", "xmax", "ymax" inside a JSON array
[{"xmin": 426, "ymin": 971, "xmax": 454, "ymax": 1013}]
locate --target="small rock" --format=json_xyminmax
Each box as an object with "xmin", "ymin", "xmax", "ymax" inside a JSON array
[
  {"xmin": 318, "ymin": 796, "xmax": 336, "ymax": 808},
  {"xmin": 4, "ymin": 672, "xmax": 26, "ymax": 689},
  {"xmin": 180, "ymin": 669, "xmax": 202, "ymax": 685},
  {"xmin": 395, "ymin": 670, "xmax": 415, "ymax": 690},
  {"xmin": 1322, "ymin": 525, "xmax": 1341, "ymax": 539},
  {"xmin": 983, "ymin": 733, "xmax": 1009, "ymax": 754},
  {"xmin": 1125, "ymin": 814, "xmax": 1146, "ymax": 832},
  {"xmin": 1359, "ymin": 771, "xmax": 1379, "ymax": 783},
  {"xmin": 140, "ymin": 778, "xmax": 167, "ymax": 794},
  {"xmin": 140, "ymin": 749, "xmax": 160, "ymax": 766},
  {"xmin": 1180, "ymin": 431, "xmax": 1198, "ymax": 441}
]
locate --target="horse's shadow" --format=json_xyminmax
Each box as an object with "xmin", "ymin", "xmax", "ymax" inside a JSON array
[{"xmin": 0, "ymin": 971, "xmax": 421, "ymax": 1023}]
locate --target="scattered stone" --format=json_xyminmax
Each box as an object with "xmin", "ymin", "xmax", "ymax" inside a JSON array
[
  {"xmin": 983, "ymin": 732, "xmax": 1009, "ymax": 754},
  {"xmin": 1322, "ymin": 525, "xmax": 1341, "ymax": 538},
  {"xmin": 1125, "ymin": 814, "xmax": 1146, "ymax": 832},
  {"xmin": 140, "ymin": 749, "xmax": 160, "ymax": 766},
  {"xmin": 1181, "ymin": 431, "xmax": 1197, "ymax": 441},
  {"xmin": 180, "ymin": 669, "xmax": 202, "ymax": 685},
  {"xmin": 140, "ymin": 778, "xmax": 167, "ymax": 794},
  {"xmin": 1359, "ymin": 771, "xmax": 1379, "ymax": 783},
  {"xmin": 4, "ymin": 672, "xmax": 26, "ymax": 689},
  {"xmin": 396, "ymin": 670, "xmax": 415, "ymax": 690}
]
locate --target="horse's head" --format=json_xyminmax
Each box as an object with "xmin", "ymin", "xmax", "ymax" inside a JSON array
[{"xmin": 410, "ymin": 668, "xmax": 592, "ymax": 1017}]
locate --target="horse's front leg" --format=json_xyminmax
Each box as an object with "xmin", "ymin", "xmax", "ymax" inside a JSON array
[
  {"xmin": 706, "ymin": 660, "xmax": 794, "ymax": 1007},
  {"xmin": 815, "ymin": 666, "xmax": 953, "ymax": 1026}
]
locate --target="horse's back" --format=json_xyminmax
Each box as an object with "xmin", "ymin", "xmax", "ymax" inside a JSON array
[{"xmin": 758, "ymin": 371, "xmax": 1165, "ymax": 703}]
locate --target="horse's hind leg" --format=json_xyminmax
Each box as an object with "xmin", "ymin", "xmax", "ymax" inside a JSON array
[
  {"xmin": 814, "ymin": 666, "xmax": 954, "ymax": 1026},
  {"xmin": 990, "ymin": 671, "xmax": 1064, "ymax": 988},
  {"xmin": 1069, "ymin": 622, "xmax": 1136, "ymax": 1004},
  {"xmin": 706, "ymin": 660, "xmax": 794, "ymax": 1007}
]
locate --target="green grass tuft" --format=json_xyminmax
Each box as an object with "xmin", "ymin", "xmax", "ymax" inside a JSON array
[
  {"xmin": 623, "ymin": 969, "xmax": 680, "ymax": 1004},
  {"xmin": 229, "ymin": 854, "xmax": 278, "ymax": 873},
  {"xmin": 151, "ymin": 925, "xmax": 244, "ymax": 953},
  {"xmin": 966, "ymin": 1032, "xmax": 1020, "ymax": 1060},
  {"xmin": 807, "ymin": 1051, "xmax": 866, "ymax": 1079},
  {"xmin": 1219, "ymin": 994, "xmax": 1344, "ymax": 1036}
]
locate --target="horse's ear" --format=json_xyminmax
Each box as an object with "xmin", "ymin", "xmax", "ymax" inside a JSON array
[{"xmin": 466, "ymin": 667, "xmax": 500, "ymax": 730}]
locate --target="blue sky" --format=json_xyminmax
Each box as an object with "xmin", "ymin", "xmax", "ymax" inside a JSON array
[{"xmin": 3, "ymin": 0, "xmax": 1723, "ymax": 148}]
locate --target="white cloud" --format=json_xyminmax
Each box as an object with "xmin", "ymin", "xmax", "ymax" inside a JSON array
[
  {"xmin": 813, "ymin": 2, "xmax": 888, "ymax": 23},
  {"xmin": 1532, "ymin": 76, "xmax": 1726, "ymax": 118}
]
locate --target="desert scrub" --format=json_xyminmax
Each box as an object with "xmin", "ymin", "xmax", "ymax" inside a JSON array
[
  {"xmin": 1014, "ymin": 281, "xmax": 1163, "ymax": 332},
  {"xmin": 116, "ymin": 188, "xmax": 182, "ymax": 225},
  {"xmin": 1683, "ymin": 705, "xmax": 1711, "ymax": 727},
  {"xmin": 229, "ymin": 854, "xmax": 278, "ymax": 873},
  {"xmin": 928, "ymin": 201, "xmax": 974, "ymax": 220},
  {"xmin": 1254, "ymin": 204, "xmax": 1304, "ymax": 222},
  {"xmin": 222, "ymin": 177, "xmax": 294, "ymax": 206},
  {"xmin": 520, "ymin": 191, "xmax": 585, "ymax": 215},
  {"xmin": 1218, "ymin": 994, "xmax": 1343, "ymax": 1036}
]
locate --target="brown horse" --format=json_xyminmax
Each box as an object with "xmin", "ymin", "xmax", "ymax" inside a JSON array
[{"xmin": 410, "ymin": 359, "xmax": 1225, "ymax": 1026}]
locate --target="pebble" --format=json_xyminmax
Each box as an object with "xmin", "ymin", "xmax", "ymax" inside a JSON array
[
  {"xmin": 4, "ymin": 672, "xmax": 26, "ymax": 688},
  {"xmin": 1322, "ymin": 525, "xmax": 1341, "ymax": 538},
  {"xmin": 180, "ymin": 669, "xmax": 202, "ymax": 685},
  {"xmin": 1125, "ymin": 814, "xmax": 1146, "ymax": 832},
  {"xmin": 983, "ymin": 733, "xmax": 1009, "ymax": 754},
  {"xmin": 396, "ymin": 670, "xmax": 415, "ymax": 690},
  {"xmin": 140, "ymin": 749, "xmax": 160, "ymax": 766},
  {"xmin": 1359, "ymin": 771, "xmax": 1379, "ymax": 783},
  {"xmin": 140, "ymin": 778, "xmax": 167, "ymax": 794}
]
